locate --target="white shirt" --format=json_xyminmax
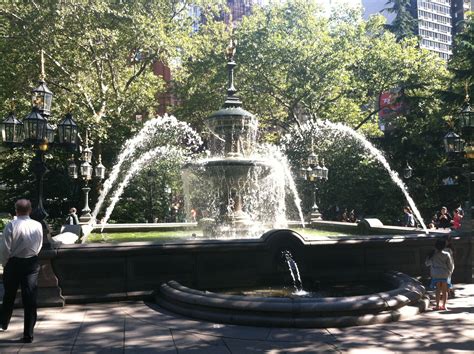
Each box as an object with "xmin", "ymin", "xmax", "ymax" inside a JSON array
[{"xmin": 0, "ymin": 215, "xmax": 43, "ymax": 266}]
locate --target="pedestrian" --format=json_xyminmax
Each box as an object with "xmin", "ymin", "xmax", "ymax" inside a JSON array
[
  {"xmin": 425, "ymin": 238, "xmax": 454, "ymax": 311},
  {"xmin": 0, "ymin": 199, "xmax": 43, "ymax": 343},
  {"xmin": 436, "ymin": 206, "xmax": 452, "ymax": 229},
  {"xmin": 444, "ymin": 235, "xmax": 456, "ymax": 298},
  {"xmin": 65, "ymin": 207, "xmax": 79, "ymax": 225},
  {"xmin": 452, "ymin": 208, "xmax": 463, "ymax": 230},
  {"xmin": 402, "ymin": 206, "xmax": 415, "ymax": 227}
]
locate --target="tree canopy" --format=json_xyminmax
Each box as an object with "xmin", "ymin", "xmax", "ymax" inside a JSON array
[{"xmin": 383, "ymin": 0, "xmax": 417, "ymax": 41}]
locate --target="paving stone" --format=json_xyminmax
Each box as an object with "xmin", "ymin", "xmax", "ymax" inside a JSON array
[
  {"xmin": 0, "ymin": 284, "xmax": 473, "ymax": 353},
  {"xmin": 124, "ymin": 315, "xmax": 176, "ymax": 352},
  {"xmin": 267, "ymin": 328, "xmax": 336, "ymax": 343},
  {"xmin": 171, "ymin": 330, "xmax": 230, "ymax": 353},
  {"xmin": 223, "ymin": 337, "xmax": 337, "ymax": 353}
]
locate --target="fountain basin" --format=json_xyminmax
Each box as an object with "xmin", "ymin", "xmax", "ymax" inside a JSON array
[
  {"xmin": 48, "ymin": 229, "xmax": 472, "ymax": 307},
  {"xmin": 155, "ymin": 271, "xmax": 427, "ymax": 328}
]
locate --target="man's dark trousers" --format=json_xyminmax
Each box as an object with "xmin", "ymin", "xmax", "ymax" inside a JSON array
[{"xmin": 1, "ymin": 256, "xmax": 40, "ymax": 339}]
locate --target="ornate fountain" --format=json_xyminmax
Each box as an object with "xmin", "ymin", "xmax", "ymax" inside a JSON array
[{"xmin": 182, "ymin": 41, "xmax": 277, "ymax": 237}]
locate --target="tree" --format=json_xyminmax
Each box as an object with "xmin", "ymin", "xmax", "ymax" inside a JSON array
[
  {"xmin": 448, "ymin": 14, "xmax": 474, "ymax": 105},
  {"xmin": 0, "ymin": 0, "xmax": 221, "ymax": 217},
  {"xmin": 383, "ymin": 0, "xmax": 417, "ymax": 41},
  {"xmin": 172, "ymin": 1, "xmax": 451, "ymax": 223}
]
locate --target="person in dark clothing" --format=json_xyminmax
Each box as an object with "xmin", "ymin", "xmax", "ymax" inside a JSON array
[
  {"xmin": 0, "ymin": 199, "xmax": 43, "ymax": 343},
  {"xmin": 436, "ymin": 206, "xmax": 452, "ymax": 229},
  {"xmin": 65, "ymin": 207, "xmax": 79, "ymax": 225}
]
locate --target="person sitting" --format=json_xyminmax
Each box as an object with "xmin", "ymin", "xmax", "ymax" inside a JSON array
[
  {"xmin": 65, "ymin": 208, "xmax": 79, "ymax": 225},
  {"xmin": 402, "ymin": 206, "xmax": 415, "ymax": 227},
  {"xmin": 436, "ymin": 207, "xmax": 452, "ymax": 229}
]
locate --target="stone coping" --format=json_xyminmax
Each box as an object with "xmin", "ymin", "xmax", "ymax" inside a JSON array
[{"xmin": 51, "ymin": 229, "xmax": 457, "ymax": 255}]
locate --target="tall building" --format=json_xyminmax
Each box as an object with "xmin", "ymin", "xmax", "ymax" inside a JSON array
[
  {"xmin": 362, "ymin": 0, "xmax": 472, "ymax": 61},
  {"xmin": 415, "ymin": 0, "xmax": 453, "ymax": 60}
]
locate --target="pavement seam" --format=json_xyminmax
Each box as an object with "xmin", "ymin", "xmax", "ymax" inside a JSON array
[
  {"xmin": 69, "ymin": 308, "xmax": 88, "ymax": 353},
  {"xmin": 324, "ymin": 328, "xmax": 343, "ymax": 353},
  {"xmin": 122, "ymin": 314, "xmax": 126, "ymax": 354},
  {"xmin": 169, "ymin": 327, "xmax": 179, "ymax": 354},
  {"xmin": 220, "ymin": 337, "xmax": 233, "ymax": 354}
]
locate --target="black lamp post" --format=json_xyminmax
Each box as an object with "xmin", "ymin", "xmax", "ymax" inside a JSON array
[
  {"xmin": 299, "ymin": 147, "xmax": 329, "ymax": 222},
  {"xmin": 0, "ymin": 50, "xmax": 79, "ymax": 246},
  {"xmin": 68, "ymin": 131, "xmax": 105, "ymax": 223},
  {"xmin": 164, "ymin": 185, "xmax": 172, "ymax": 222}
]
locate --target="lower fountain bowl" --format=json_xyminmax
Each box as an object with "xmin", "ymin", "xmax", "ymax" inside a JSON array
[{"xmin": 154, "ymin": 271, "xmax": 428, "ymax": 328}]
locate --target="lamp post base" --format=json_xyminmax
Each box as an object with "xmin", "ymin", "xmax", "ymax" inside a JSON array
[
  {"xmin": 80, "ymin": 186, "xmax": 92, "ymax": 223},
  {"xmin": 79, "ymin": 213, "xmax": 92, "ymax": 223}
]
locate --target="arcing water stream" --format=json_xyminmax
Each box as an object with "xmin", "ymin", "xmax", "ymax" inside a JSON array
[
  {"xmin": 89, "ymin": 114, "xmax": 203, "ymax": 225},
  {"xmin": 318, "ymin": 120, "xmax": 428, "ymax": 233}
]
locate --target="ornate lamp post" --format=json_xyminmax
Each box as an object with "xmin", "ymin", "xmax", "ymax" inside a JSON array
[
  {"xmin": 163, "ymin": 184, "xmax": 172, "ymax": 222},
  {"xmin": 68, "ymin": 131, "xmax": 105, "ymax": 223},
  {"xmin": 0, "ymin": 50, "xmax": 79, "ymax": 246},
  {"xmin": 299, "ymin": 147, "xmax": 329, "ymax": 222}
]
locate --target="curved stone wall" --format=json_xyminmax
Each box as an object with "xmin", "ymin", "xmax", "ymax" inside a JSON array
[{"xmin": 155, "ymin": 271, "xmax": 428, "ymax": 328}]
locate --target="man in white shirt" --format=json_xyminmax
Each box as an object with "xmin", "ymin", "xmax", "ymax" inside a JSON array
[{"xmin": 0, "ymin": 199, "xmax": 43, "ymax": 343}]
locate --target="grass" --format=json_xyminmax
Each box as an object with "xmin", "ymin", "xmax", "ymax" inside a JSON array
[
  {"xmin": 87, "ymin": 230, "xmax": 202, "ymax": 243},
  {"xmin": 86, "ymin": 227, "xmax": 352, "ymax": 243},
  {"xmin": 293, "ymin": 228, "xmax": 353, "ymax": 237}
]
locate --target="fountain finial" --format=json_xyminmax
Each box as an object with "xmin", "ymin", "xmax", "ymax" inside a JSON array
[{"xmin": 224, "ymin": 37, "xmax": 242, "ymax": 108}]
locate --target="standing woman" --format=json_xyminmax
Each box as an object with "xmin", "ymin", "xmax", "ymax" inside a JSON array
[
  {"xmin": 0, "ymin": 199, "xmax": 43, "ymax": 343},
  {"xmin": 425, "ymin": 239, "xmax": 455, "ymax": 311},
  {"xmin": 402, "ymin": 206, "xmax": 415, "ymax": 227}
]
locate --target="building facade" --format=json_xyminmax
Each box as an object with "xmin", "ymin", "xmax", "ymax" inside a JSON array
[
  {"xmin": 415, "ymin": 0, "xmax": 453, "ymax": 60},
  {"xmin": 362, "ymin": 0, "xmax": 472, "ymax": 60}
]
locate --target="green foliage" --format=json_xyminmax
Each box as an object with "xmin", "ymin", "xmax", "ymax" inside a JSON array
[
  {"xmin": 448, "ymin": 13, "xmax": 474, "ymax": 106},
  {"xmin": 383, "ymin": 0, "xmax": 417, "ymax": 41},
  {"xmin": 0, "ymin": 0, "xmax": 219, "ymax": 218}
]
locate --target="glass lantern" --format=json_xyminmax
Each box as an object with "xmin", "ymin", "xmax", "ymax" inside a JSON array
[
  {"xmin": 321, "ymin": 159, "xmax": 329, "ymax": 180},
  {"xmin": 31, "ymin": 80, "xmax": 53, "ymax": 117},
  {"xmin": 403, "ymin": 162, "xmax": 413, "ymax": 179},
  {"xmin": 68, "ymin": 156, "xmax": 78, "ymax": 179},
  {"xmin": 57, "ymin": 113, "xmax": 78, "ymax": 147},
  {"xmin": 94, "ymin": 154, "xmax": 106, "ymax": 180},
  {"xmin": 459, "ymin": 103, "xmax": 473, "ymax": 131},
  {"xmin": 81, "ymin": 146, "xmax": 93, "ymax": 164},
  {"xmin": 1, "ymin": 112, "xmax": 23, "ymax": 144},
  {"xmin": 80, "ymin": 160, "xmax": 93, "ymax": 180},
  {"xmin": 23, "ymin": 108, "xmax": 47, "ymax": 144},
  {"xmin": 45, "ymin": 123, "xmax": 55, "ymax": 143},
  {"xmin": 307, "ymin": 152, "xmax": 318, "ymax": 167},
  {"xmin": 299, "ymin": 166, "xmax": 307, "ymax": 180},
  {"xmin": 443, "ymin": 131, "xmax": 464, "ymax": 154}
]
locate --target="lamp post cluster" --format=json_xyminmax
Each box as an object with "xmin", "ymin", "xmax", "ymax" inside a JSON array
[
  {"xmin": 299, "ymin": 149, "xmax": 329, "ymax": 221},
  {"xmin": 443, "ymin": 89, "xmax": 474, "ymax": 233},
  {"xmin": 67, "ymin": 131, "xmax": 105, "ymax": 222},
  {"xmin": 0, "ymin": 50, "xmax": 92, "ymax": 243}
]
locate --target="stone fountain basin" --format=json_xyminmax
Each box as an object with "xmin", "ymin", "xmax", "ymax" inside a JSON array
[
  {"xmin": 183, "ymin": 158, "xmax": 273, "ymax": 181},
  {"xmin": 155, "ymin": 271, "xmax": 428, "ymax": 328}
]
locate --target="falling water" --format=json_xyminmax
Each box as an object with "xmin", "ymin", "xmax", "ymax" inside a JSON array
[
  {"xmin": 262, "ymin": 144, "xmax": 305, "ymax": 227},
  {"xmin": 281, "ymin": 250, "xmax": 306, "ymax": 294},
  {"xmin": 320, "ymin": 120, "xmax": 428, "ymax": 233},
  {"xmin": 90, "ymin": 114, "xmax": 202, "ymax": 225},
  {"xmin": 101, "ymin": 146, "xmax": 184, "ymax": 228}
]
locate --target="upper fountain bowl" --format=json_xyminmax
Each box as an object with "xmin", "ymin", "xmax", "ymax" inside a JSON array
[{"xmin": 206, "ymin": 107, "xmax": 258, "ymax": 157}]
